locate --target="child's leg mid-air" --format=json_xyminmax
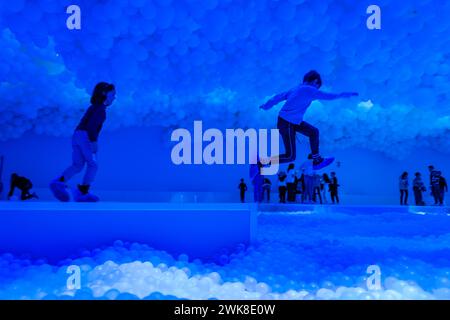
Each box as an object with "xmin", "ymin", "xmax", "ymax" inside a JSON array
[
  {"xmin": 50, "ymin": 82, "xmax": 116, "ymax": 202},
  {"xmin": 277, "ymin": 116, "xmax": 328, "ymax": 167},
  {"xmin": 260, "ymin": 70, "xmax": 358, "ymax": 170}
]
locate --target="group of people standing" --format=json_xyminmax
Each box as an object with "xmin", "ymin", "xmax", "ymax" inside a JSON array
[
  {"xmin": 277, "ymin": 165, "xmax": 339, "ymax": 204},
  {"xmin": 240, "ymin": 160, "xmax": 340, "ymax": 205},
  {"xmin": 399, "ymin": 165, "xmax": 448, "ymax": 206}
]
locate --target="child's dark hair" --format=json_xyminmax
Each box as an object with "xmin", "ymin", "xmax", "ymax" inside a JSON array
[
  {"xmin": 91, "ymin": 82, "xmax": 115, "ymax": 105},
  {"xmin": 303, "ymin": 70, "xmax": 322, "ymax": 87},
  {"xmin": 415, "ymin": 172, "xmax": 421, "ymax": 177},
  {"xmin": 401, "ymin": 171, "xmax": 408, "ymax": 179}
]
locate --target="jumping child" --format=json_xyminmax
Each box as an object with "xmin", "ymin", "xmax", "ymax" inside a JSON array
[
  {"xmin": 49, "ymin": 82, "xmax": 116, "ymax": 202},
  {"xmin": 260, "ymin": 70, "xmax": 358, "ymax": 170}
]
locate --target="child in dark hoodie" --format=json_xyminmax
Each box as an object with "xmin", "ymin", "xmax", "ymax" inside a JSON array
[{"xmin": 50, "ymin": 82, "xmax": 116, "ymax": 202}]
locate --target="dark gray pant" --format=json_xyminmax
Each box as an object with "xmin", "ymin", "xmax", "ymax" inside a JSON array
[{"xmin": 277, "ymin": 117, "xmax": 319, "ymax": 164}]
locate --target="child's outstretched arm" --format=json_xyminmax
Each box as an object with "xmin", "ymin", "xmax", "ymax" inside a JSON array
[
  {"xmin": 259, "ymin": 90, "xmax": 291, "ymax": 110},
  {"xmin": 315, "ymin": 91, "xmax": 359, "ymax": 101}
]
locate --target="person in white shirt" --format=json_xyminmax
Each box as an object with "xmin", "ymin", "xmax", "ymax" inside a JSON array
[
  {"xmin": 299, "ymin": 154, "xmax": 315, "ymax": 203},
  {"xmin": 321, "ymin": 173, "xmax": 331, "ymax": 204}
]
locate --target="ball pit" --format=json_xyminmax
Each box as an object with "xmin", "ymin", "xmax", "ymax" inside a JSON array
[{"xmin": 1, "ymin": 208, "xmax": 450, "ymax": 300}]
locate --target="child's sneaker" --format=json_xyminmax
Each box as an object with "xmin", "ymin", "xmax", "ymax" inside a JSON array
[
  {"xmin": 73, "ymin": 185, "xmax": 100, "ymax": 202},
  {"xmin": 313, "ymin": 156, "xmax": 335, "ymax": 170},
  {"xmin": 49, "ymin": 179, "xmax": 70, "ymax": 202}
]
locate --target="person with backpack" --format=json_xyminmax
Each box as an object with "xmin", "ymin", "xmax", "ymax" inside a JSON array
[{"xmin": 429, "ymin": 165, "xmax": 441, "ymax": 205}]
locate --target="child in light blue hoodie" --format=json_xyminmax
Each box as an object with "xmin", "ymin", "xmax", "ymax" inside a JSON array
[{"xmin": 260, "ymin": 70, "xmax": 358, "ymax": 170}]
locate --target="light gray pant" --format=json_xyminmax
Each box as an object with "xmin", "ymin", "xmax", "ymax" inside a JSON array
[
  {"xmin": 322, "ymin": 188, "xmax": 328, "ymax": 203},
  {"xmin": 62, "ymin": 130, "xmax": 98, "ymax": 185},
  {"xmin": 304, "ymin": 175, "xmax": 314, "ymax": 201}
]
